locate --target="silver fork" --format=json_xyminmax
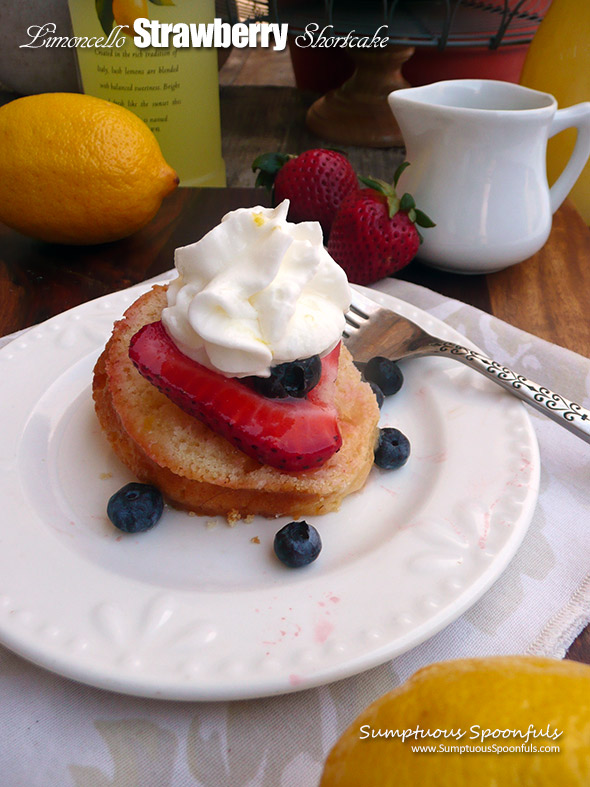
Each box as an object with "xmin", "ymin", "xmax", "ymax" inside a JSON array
[{"xmin": 344, "ymin": 287, "xmax": 590, "ymax": 443}]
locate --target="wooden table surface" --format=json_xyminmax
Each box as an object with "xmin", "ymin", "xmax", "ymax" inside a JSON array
[{"xmin": 1, "ymin": 186, "xmax": 589, "ymax": 661}]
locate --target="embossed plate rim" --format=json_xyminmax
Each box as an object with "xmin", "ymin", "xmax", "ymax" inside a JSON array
[{"xmin": 0, "ymin": 278, "xmax": 540, "ymax": 700}]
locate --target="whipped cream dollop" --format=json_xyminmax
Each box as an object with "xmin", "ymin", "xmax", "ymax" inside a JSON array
[{"xmin": 161, "ymin": 201, "xmax": 351, "ymax": 377}]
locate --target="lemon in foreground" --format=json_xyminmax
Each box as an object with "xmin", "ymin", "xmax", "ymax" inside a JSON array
[
  {"xmin": 0, "ymin": 92, "xmax": 178, "ymax": 244},
  {"xmin": 321, "ymin": 656, "xmax": 590, "ymax": 785}
]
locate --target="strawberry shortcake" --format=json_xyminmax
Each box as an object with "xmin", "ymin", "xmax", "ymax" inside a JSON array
[{"xmin": 93, "ymin": 202, "xmax": 380, "ymax": 521}]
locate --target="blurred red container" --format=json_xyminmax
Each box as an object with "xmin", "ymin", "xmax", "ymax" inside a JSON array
[
  {"xmin": 403, "ymin": 45, "xmax": 530, "ymax": 86},
  {"xmin": 288, "ymin": 41, "xmax": 531, "ymax": 92}
]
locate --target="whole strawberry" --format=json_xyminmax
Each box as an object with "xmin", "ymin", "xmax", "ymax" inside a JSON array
[
  {"xmin": 252, "ymin": 149, "xmax": 358, "ymax": 238},
  {"xmin": 327, "ymin": 163, "xmax": 434, "ymax": 285}
]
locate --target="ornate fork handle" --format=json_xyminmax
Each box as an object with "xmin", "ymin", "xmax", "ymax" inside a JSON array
[{"xmin": 432, "ymin": 341, "xmax": 590, "ymax": 443}]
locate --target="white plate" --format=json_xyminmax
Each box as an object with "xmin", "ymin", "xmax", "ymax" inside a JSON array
[{"xmin": 0, "ymin": 281, "xmax": 539, "ymax": 700}]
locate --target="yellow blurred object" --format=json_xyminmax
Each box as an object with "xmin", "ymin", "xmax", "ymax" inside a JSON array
[
  {"xmin": 520, "ymin": 0, "xmax": 590, "ymax": 223},
  {"xmin": 320, "ymin": 656, "xmax": 590, "ymax": 786},
  {"xmin": 112, "ymin": 0, "xmax": 148, "ymax": 35},
  {"xmin": 0, "ymin": 92, "xmax": 178, "ymax": 245}
]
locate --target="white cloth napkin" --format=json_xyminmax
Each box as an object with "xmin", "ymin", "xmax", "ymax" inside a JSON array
[{"xmin": 2, "ymin": 277, "xmax": 590, "ymax": 787}]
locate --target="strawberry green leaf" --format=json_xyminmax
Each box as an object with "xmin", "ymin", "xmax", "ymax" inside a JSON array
[
  {"xmin": 95, "ymin": 0, "xmax": 114, "ymax": 35},
  {"xmin": 358, "ymin": 175, "xmax": 400, "ymax": 219},
  {"xmin": 387, "ymin": 194, "xmax": 400, "ymax": 219},
  {"xmin": 399, "ymin": 193, "xmax": 416, "ymax": 213},
  {"xmin": 414, "ymin": 209, "xmax": 436, "ymax": 228},
  {"xmin": 358, "ymin": 175, "xmax": 392, "ymax": 194},
  {"xmin": 252, "ymin": 152, "xmax": 292, "ymax": 191},
  {"xmin": 253, "ymin": 170, "xmax": 274, "ymax": 190},
  {"xmin": 393, "ymin": 161, "xmax": 410, "ymax": 187}
]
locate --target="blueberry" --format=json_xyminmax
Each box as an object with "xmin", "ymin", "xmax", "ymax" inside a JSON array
[
  {"xmin": 274, "ymin": 521, "xmax": 322, "ymax": 568},
  {"xmin": 245, "ymin": 355, "xmax": 322, "ymax": 399},
  {"xmin": 369, "ymin": 381, "xmax": 385, "ymax": 409},
  {"xmin": 374, "ymin": 428, "xmax": 411, "ymax": 470},
  {"xmin": 278, "ymin": 356, "xmax": 322, "ymax": 398},
  {"xmin": 107, "ymin": 483, "xmax": 164, "ymax": 533},
  {"xmin": 364, "ymin": 356, "xmax": 403, "ymax": 396},
  {"xmin": 246, "ymin": 373, "xmax": 288, "ymax": 399}
]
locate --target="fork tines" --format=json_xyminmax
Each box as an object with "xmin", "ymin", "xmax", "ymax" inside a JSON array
[
  {"xmin": 344, "ymin": 289, "xmax": 379, "ymax": 338},
  {"xmin": 343, "ymin": 310, "xmax": 362, "ymax": 337}
]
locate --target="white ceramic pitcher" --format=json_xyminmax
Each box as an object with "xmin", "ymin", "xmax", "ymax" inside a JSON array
[{"xmin": 388, "ymin": 79, "xmax": 590, "ymax": 273}]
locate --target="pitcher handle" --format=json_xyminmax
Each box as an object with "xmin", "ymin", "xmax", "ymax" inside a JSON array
[{"xmin": 548, "ymin": 102, "xmax": 590, "ymax": 214}]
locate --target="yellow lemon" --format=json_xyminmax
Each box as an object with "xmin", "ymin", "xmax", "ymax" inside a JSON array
[
  {"xmin": 321, "ymin": 656, "xmax": 590, "ymax": 786},
  {"xmin": 0, "ymin": 92, "xmax": 178, "ymax": 245},
  {"xmin": 112, "ymin": 0, "xmax": 149, "ymax": 36}
]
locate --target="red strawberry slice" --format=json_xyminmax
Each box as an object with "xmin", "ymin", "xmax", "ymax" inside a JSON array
[{"xmin": 129, "ymin": 321, "xmax": 342, "ymax": 472}]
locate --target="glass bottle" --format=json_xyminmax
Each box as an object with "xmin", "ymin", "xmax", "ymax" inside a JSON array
[{"xmin": 68, "ymin": 0, "xmax": 225, "ymax": 187}]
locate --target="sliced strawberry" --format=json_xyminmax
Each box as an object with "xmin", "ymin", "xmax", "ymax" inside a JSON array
[{"xmin": 129, "ymin": 321, "xmax": 342, "ymax": 472}]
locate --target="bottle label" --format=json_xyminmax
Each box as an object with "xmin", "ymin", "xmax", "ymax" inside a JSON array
[{"xmin": 67, "ymin": 0, "xmax": 225, "ymax": 187}]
